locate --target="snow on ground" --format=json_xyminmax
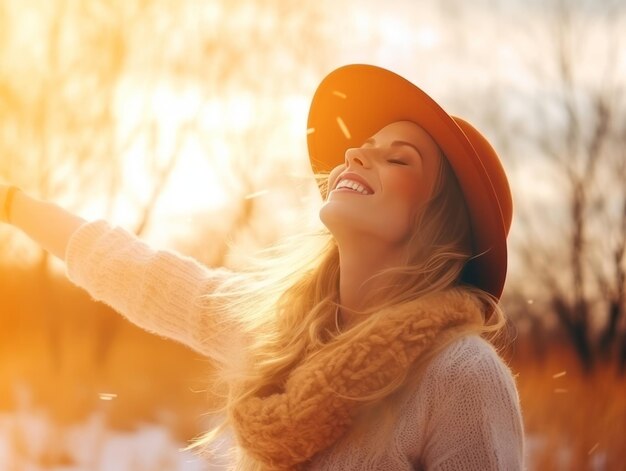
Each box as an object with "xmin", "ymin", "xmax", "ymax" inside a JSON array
[
  {"xmin": 1, "ymin": 409, "xmax": 611, "ymax": 470},
  {"xmin": 0, "ymin": 409, "xmax": 219, "ymax": 471},
  {"xmin": 525, "ymin": 433, "xmax": 609, "ymax": 471}
]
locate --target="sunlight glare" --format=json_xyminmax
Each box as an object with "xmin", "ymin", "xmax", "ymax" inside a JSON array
[
  {"xmin": 200, "ymin": 96, "xmax": 255, "ymax": 132},
  {"xmin": 283, "ymin": 95, "xmax": 310, "ymax": 136},
  {"xmin": 415, "ymin": 26, "xmax": 440, "ymax": 49},
  {"xmin": 112, "ymin": 81, "xmax": 233, "ymax": 227},
  {"xmin": 379, "ymin": 16, "xmax": 413, "ymax": 47},
  {"xmin": 226, "ymin": 95, "xmax": 254, "ymax": 131}
]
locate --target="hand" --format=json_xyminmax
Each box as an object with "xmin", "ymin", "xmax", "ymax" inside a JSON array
[{"xmin": 0, "ymin": 185, "xmax": 85, "ymax": 259}]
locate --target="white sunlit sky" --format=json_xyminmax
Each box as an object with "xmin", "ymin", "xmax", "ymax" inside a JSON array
[
  {"xmin": 4, "ymin": 0, "xmax": 624, "ymax": 253},
  {"xmin": 113, "ymin": 1, "xmax": 623, "ymax": 214}
]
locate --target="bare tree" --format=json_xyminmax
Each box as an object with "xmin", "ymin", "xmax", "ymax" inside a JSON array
[
  {"xmin": 160, "ymin": 0, "xmax": 338, "ymax": 264},
  {"xmin": 0, "ymin": 0, "xmax": 193, "ymax": 370},
  {"xmin": 0, "ymin": 0, "xmax": 341, "ymax": 379},
  {"xmin": 505, "ymin": 0, "xmax": 626, "ymax": 371}
]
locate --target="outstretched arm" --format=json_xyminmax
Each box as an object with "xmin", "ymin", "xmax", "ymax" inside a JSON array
[
  {"xmin": 0, "ymin": 185, "xmax": 86, "ymax": 260},
  {"xmin": 0, "ymin": 184, "xmax": 244, "ymax": 363}
]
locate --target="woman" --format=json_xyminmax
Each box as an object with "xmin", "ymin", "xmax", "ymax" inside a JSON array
[{"xmin": 0, "ymin": 65, "xmax": 524, "ymax": 470}]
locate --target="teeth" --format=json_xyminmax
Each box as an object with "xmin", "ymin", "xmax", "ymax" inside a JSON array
[{"xmin": 335, "ymin": 179, "xmax": 372, "ymax": 195}]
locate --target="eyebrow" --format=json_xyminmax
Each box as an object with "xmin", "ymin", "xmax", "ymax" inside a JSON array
[{"xmin": 363, "ymin": 138, "xmax": 423, "ymax": 161}]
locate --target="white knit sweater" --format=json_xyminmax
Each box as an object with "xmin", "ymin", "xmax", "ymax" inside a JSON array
[{"xmin": 65, "ymin": 220, "xmax": 525, "ymax": 470}]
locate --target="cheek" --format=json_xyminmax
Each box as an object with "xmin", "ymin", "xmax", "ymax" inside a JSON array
[
  {"xmin": 326, "ymin": 165, "xmax": 345, "ymax": 196},
  {"xmin": 389, "ymin": 173, "xmax": 425, "ymax": 210}
]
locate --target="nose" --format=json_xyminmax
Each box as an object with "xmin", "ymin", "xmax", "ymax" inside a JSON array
[{"xmin": 345, "ymin": 147, "xmax": 371, "ymax": 169}]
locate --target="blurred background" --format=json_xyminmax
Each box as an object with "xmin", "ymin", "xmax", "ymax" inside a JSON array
[{"xmin": 0, "ymin": 0, "xmax": 625, "ymax": 469}]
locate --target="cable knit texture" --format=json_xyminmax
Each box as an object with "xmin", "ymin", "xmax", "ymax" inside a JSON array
[
  {"xmin": 64, "ymin": 220, "xmax": 525, "ymax": 470},
  {"xmin": 307, "ymin": 334, "xmax": 525, "ymax": 470},
  {"xmin": 65, "ymin": 219, "xmax": 243, "ymax": 365},
  {"xmin": 230, "ymin": 289, "xmax": 483, "ymax": 470}
]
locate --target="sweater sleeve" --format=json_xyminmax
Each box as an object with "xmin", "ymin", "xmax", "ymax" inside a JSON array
[
  {"xmin": 420, "ymin": 337, "xmax": 525, "ymax": 471},
  {"xmin": 65, "ymin": 219, "xmax": 244, "ymax": 363}
]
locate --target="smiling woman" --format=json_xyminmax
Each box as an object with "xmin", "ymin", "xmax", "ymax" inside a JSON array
[
  {"xmin": 0, "ymin": 64, "xmax": 523, "ymax": 470},
  {"xmin": 321, "ymin": 121, "xmax": 443, "ymax": 274}
]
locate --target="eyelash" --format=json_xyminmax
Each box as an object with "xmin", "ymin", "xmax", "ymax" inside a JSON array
[{"xmin": 387, "ymin": 159, "xmax": 408, "ymax": 165}]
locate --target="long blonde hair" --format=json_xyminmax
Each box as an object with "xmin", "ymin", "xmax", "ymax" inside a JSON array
[{"xmin": 189, "ymin": 149, "xmax": 507, "ymax": 467}]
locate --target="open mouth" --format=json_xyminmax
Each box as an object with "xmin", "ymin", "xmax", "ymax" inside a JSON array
[{"xmin": 333, "ymin": 177, "xmax": 374, "ymax": 195}]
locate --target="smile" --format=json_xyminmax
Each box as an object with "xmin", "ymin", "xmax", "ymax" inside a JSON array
[{"xmin": 333, "ymin": 179, "xmax": 373, "ymax": 195}]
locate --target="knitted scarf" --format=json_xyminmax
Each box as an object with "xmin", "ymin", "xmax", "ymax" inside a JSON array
[{"xmin": 229, "ymin": 287, "xmax": 485, "ymax": 470}]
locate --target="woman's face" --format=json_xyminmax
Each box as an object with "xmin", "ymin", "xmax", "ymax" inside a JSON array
[{"xmin": 319, "ymin": 120, "xmax": 443, "ymax": 248}]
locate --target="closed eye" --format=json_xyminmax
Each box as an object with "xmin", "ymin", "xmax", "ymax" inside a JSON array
[{"xmin": 387, "ymin": 159, "xmax": 408, "ymax": 165}]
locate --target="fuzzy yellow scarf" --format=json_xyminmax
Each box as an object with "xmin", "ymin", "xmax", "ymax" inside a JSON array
[{"xmin": 229, "ymin": 287, "xmax": 485, "ymax": 470}]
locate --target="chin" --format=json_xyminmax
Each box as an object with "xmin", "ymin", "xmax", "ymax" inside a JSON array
[
  {"xmin": 319, "ymin": 203, "xmax": 376, "ymax": 240},
  {"xmin": 319, "ymin": 201, "xmax": 356, "ymax": 235},
  {"xmin": 321, "ymin": 204, "xmax": 410, "ymax": 247},
  {"xmin": 318, "ymin": 201, "xmax": 338, "ymax": 232}
]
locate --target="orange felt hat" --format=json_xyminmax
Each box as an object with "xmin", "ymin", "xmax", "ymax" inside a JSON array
[{"xmin": 307, "ymin": 64, "xmax": 513, "ymax": 299}]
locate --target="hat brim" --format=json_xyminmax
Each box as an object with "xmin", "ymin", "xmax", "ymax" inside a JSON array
[{"xmin": 307, "ymin": 64, "xmax": 507, "ymax": 299}]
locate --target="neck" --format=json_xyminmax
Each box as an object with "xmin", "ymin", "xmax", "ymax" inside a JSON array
[{"xmin": 336, "ymin": 239, "xmax": 405, "ymax": 329}]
